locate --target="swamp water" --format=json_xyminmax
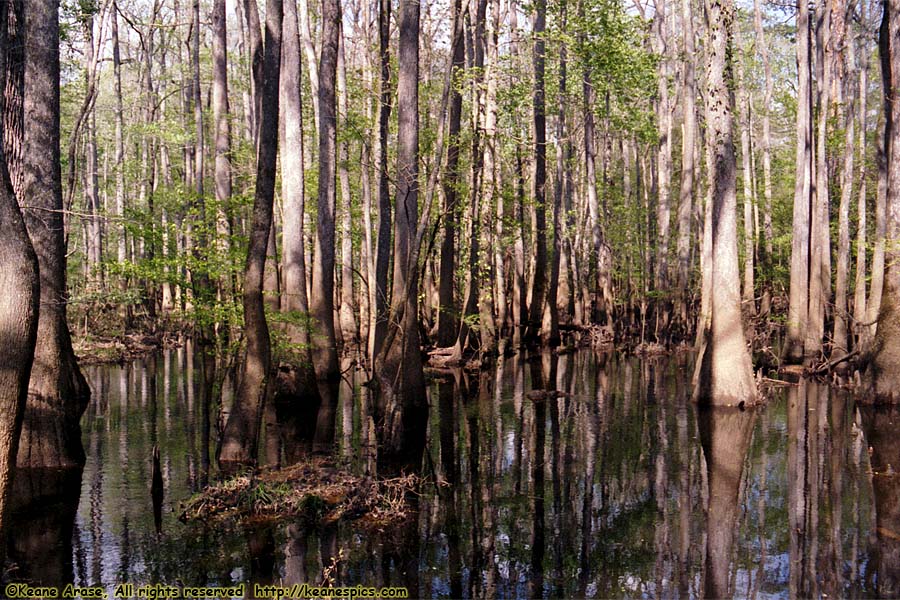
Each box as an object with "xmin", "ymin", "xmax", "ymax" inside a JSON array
[{"xmin": 6, "ymin": 347, "xmax": 900, "ymax": 599}]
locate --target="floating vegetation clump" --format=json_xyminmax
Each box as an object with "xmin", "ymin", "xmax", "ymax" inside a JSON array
[{"xmin": 179, "ymin": 458, "xmax": 421, "ymax": 530}]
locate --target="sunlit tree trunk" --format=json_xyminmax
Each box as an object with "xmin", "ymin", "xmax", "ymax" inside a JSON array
[
  {"xmin": 695, "ymin": 0, "xmax": 756, "ymax": 406},
  {"xmin": 654, "ymin": 0, "xmax": 672, "ymax": 297},
  {"xmin": 753, "ymin": 0, "xmax": 774, "ymax": 316},
  {"xmin": 676, "ymin": 0, "xmax": 696, "ymax": 325},
  {"xmin": 13, "ymin": 0, "xmax": 90, "ymax": 468},
  {"xmin": 0, "ymin": 0, "xmax": 39, "ymax": 553},
  {"xmin": 806, "ymin": 0, "xmax": 832, "ymax": 359},
  {"xmin": 337, "ymin": 29, "xmax": 357, "ymax": 347},
  {"xmin": 854, "ymin": 0, "xmax": 869, "ymax": 345},
  {"xmin": 735, "ymin": 26, "xmax": 755, "ymax": 315},
  {"xmin": 785, "ymin": 0, "xmax": 814, "ymax": 363},
  {"xmin": 833, "ymin": 2, "xmax": 855, "ymax": 359}
]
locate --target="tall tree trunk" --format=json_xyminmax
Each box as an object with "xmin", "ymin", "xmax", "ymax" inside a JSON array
[
  {"xmin": 654, "ymin": 0, "xmax": 672, "ymax": 295},
  {"xmin": 871, "ymin": 0, "xmax": 900, "ymax": 399},
  {"xmin": 854, "ymin": 0, "xmax": 869, "ymax": 344},
  {"xmin": 676, "ymin": 0, "xmax": 696, "ymax": 325},
  {"xmin": 833, "ymin": 2, "xmax": 855, "ymax": 358},
  {"xmin": 694, "ymin": 0, "xmax": 756, "ymax": 406},
  {"xmin": 735, "ymin": 26, "xmax": 755, "ymax": 315},
  {"xmin": 310, "ymin": 0, "xmax": 341, "ymax": 381},
  {"xmin": 865, "ymin": 0, "xmax": 889, "ymax": 348},
  {"xmin": 806, "ymin": 0, "xmax": 832, "ymax": 359},
  {"xmin": 14, "ymin": 0, "xmax": 90, "ymax": 468},
  {"xmin": 487, "ymin": 0, "xmax": 505, "ymax": 349},
  {"xmin": 337, "ymin": 29, "xmax": 357, "ymax": 346},
  {"xmin": 370, "ymin": 0, "xmax": 393, "ymax": 363},
  {"xmin": 279, "ymin": 0, "xmax": 316, "ymax": 397},
  {"xmin": 111, "ymin": 1, "xmax": 130, "ymax": 327},
  {"xmin": 374, "ymin": 0, "xmax": 427, "ymax": 471},
  {"xmin": 525, "ymin": 0, "xmax": 547, "ymax": 346},
  {"xmin": 0, "ymin": 0, "xmax": 39, "ymax": 553},
  {"xmin": 785, "ymin": 0, "xmax": 814, "ymax": 363},
  {"xmin": 542, "ymin": 0, "xmax": 566, "ymax": 347},
  {"xmin": 753, "ymin": 0, "xmax": 774, "ymax": 316},
  {"xmin": 218, "ymin": 0, "xmax": 282, "ymax": 467},
  {"xmin": 213, "ymin": 0, "xmax": 232, "ymax": 308},
  {"xmin": 437, "ymin": 0, "xmax": 465, "ymax": 348}
]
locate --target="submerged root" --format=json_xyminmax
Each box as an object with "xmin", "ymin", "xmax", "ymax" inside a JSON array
[{"xmin": 179, "ymin": 458, "xmax": 422, "ymax": 529}]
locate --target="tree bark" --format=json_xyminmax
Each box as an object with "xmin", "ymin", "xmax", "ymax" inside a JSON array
[
  {"xmin": 871, "ymin": 0, "xmax": 900, "ymax": 400},
  {"xmin": 542, "ymin": 0, "xmax": 566, "ymax": 347},
  {"xmin": 0, "ymin": 0, "xmax": 39, "ymax": 553},
  {"xmin": 310, "ymin": 0, "xmax": 341, "ymax": 381},
  {"xmin": 833, "ymin": 3, "xmax": 855, "ymax": 358},
  {"xmin": 676, "ymin": 0, "xmax": 696, "ymax": 325},
  {"xmin": 218, "ymin": 0, "xmax": 282, "ymax": 467},
  {"xmin": 374, "ymin": 0, "xmax": 427, "ymax": 472},
  {"xmin": 753, "ymin": 0, "xmax": 774, "ymax": 316},
  {"xmin": 854, "ymin": 0, "xmax": 869, "ymax": 345},
  {"xmin": 337, "ymin": 29, "xmax": 357, "ymax": 347},
  {"xmin": 15, "ymin": 0, "xmax": 90, "ymax": 468},
  {"xmin": 370, "ymin": 0, "xmax": 393, "ymax": 363},
  {"xmin": 785, "ymin": 0, "xmax": 814, "ymax": 363},
  {"xmin": 278, "ymin": 0, "xmax": 317, "ymax": 400},
  {"xmin": 806, "ymin": 0, "xmax": 832, "ymax": 358},
  {"xmin": 695, "ymin": 0, "xmax": 756, "ymax": 406},
  {"xmin": 735, "ymin": 25, "xmax": 755, "ymax": 315},
  {"xmin": 525, "ymin": 0, "xmax": 547, "ymax": 346},
  {"xmin": 437, "ymin": 0, "xmax": 465, "ymax": 349}
]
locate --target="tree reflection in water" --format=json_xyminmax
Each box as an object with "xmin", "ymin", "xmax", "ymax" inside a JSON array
[{"xmin": 6, "ymin": 349, "xmax": 900, "ymax": 598}]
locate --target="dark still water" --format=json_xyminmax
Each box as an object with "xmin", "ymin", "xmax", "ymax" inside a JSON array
[{"xmin": 6, "ymin": 347, "xmax": 900, "ymax": 598}]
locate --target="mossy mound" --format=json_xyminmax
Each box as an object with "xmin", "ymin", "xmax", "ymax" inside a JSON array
[{"xmin": 179, "ymin": 458, "xmax": 421, "ymax": 530}]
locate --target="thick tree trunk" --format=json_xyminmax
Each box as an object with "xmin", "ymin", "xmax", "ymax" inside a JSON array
[
  {"xmin": 218, "ymin": 0, "xmax": 282, "ymax": 467},
  {"xmin": 695, "ymin": 0, "xmax": 756, "ymax": 406},
  {"xmin": 0, "ymin": 0, "xmax": 39, "ymax": 551},
  {"xmin": 833, "ymin": 7, "xmax": 855, "ymax": 359},
  {"xmin": 310, "ymin": 0, "xmax": 341, "ymax": 381},
  {"xmin": 278, "ymin": 0, "xmax": 317, "ymax": 400},
  {"xmin": 374, "ymin": 0, "xmax": 427, "ymax": 472},
  {"xmin": 785, "ymin": 0, "xmax": 814, "ymax": 363},
  {"xmin": 806, "ymin": 0, "xmax": 832, "ymax": 359},
  {"xmin": 16, "ymin": 0, "xmax": 90, "ymax": 469}
]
